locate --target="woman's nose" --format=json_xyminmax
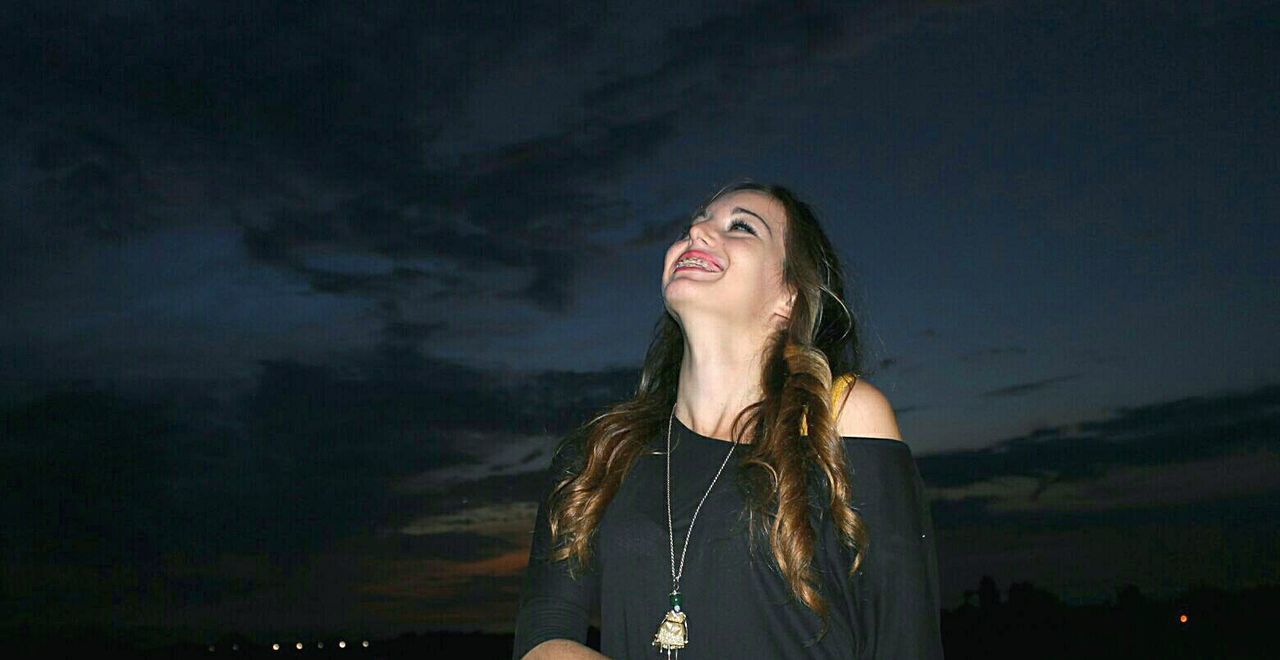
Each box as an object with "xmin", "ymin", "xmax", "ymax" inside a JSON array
[{"xmin": 688, "ymin": 219, "xmax": 715, "ymax": 245}]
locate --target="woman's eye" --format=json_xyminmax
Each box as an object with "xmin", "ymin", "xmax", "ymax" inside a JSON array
[{"xmin": 730, "ymin": 219, "xmax": 757, "ymax": 235}]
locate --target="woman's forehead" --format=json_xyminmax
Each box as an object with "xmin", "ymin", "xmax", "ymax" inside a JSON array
[{"xmin": 703, "ymin": 189, "xmax": 784, "ymax": 222}]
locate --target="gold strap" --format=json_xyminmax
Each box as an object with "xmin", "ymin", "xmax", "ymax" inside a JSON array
[{"xmin": 799, "ymin": 373, "xmax": 857, "ymax": 436}]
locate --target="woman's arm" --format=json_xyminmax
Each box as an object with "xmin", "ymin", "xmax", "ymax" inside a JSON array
[
  {"xmin": 511, "ymin": 437, "xmax": 603, "ymax": 660},
  {"xmin": 842, "ymin": 438, "xmax": 945, "ymax": 659}
]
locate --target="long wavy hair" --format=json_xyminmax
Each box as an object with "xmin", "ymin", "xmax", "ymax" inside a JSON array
[{"xmin": 545, "ymin": 181, "xmax": 869, "ymax": 639}]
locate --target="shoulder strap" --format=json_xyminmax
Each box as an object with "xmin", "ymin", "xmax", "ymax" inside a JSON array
[
  {"xmin": 799, "ymin": 373, "xmax": 858, "ymax": 437},
  {"xmin": 831, "ymin": 372, "xmax": 856, "ymax": 410}
]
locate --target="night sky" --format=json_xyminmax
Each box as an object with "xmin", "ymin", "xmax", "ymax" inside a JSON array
[{"xmin": 3, "ymin": 0, "xmax": 1278, "ymax": 647}]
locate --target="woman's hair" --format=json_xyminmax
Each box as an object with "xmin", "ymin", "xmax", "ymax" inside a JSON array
[{"xmin": 545, "ymin": 181, "xmax": 868, "ymax": 641}]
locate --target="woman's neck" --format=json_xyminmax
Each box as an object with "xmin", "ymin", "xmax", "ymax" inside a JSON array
[{"xmin": 675, "ymin": 319, "xmax": 774, "ymax": 443}]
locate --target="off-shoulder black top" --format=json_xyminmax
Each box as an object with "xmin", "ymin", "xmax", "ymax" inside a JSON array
[{"xmin": 513, "ymin": 415, "xmax": 944, "ymax": 659}]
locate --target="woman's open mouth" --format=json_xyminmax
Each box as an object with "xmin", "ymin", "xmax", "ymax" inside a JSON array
[
  {"xmin": 673, "ymin": 250, "xmax": 722, "ymax": 272},
  {"xmin": 674, "ymin": 256, "xmax": 719, "ymax": 272}
]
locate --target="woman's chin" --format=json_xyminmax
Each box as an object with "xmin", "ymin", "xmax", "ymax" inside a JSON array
[
  {"xmin": 663, "ymin": 280, "xmax": 716, "ymax": 301},
  {"xmin": 665, "ymin": 272, "xmax": 722, "ymax": 289},
  {"xmin": 663, "ymin": 289, "xmax": 738, "ymax": 316}
]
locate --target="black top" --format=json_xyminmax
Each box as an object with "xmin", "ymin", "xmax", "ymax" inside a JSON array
[{"xmin": 512, "ymin": 416, "xmax": 944, "ymax": 659}]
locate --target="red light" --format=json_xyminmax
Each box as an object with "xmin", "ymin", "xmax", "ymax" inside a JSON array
[{"xmin": 1179, "ymin": 614, "xmax": 1189, "ymax": 623}]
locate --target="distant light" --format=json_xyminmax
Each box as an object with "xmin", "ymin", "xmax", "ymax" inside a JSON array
[
  {"xmin": 233, "ymin": 643, "xmax": 239, "ymax": 651},
  {"xmin": 318, "ymin": 642, "xmax": 324, "ymax": 649},
  {"xmin": 209, "ymin": 646, "xmax": 215, "ymax": 653},
  {"xmin": 1179, "ymin": 613, "xmax": 1189, "ymax": 623},
  {"xmin": 339, "ymin": 641, "xmax": 346, "ymax": 648},
  {"xmin": 362, "ymin": 640, "xmax": 370, "ymax": 647},
  {"xmin": 296, "ymin": 642, "xmax": 304, "ymax": 650},
  {"xmin": 272, "ymin": 643, "xmax": 280, "ymax": 651}
]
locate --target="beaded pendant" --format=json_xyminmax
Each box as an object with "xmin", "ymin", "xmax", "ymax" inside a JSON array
[{"xmin": 652, "ymin": 591, "xmax": 688, "ymax": 656}]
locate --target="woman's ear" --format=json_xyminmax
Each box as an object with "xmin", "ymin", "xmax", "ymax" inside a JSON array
[{"xmin": 773, "ymin": 289, "xmax": 797, "ymax": 322}]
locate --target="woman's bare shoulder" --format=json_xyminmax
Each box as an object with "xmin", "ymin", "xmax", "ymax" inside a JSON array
[{"xmin": 834, "ymin": 376, "xmax": 904, "ymax": 441}]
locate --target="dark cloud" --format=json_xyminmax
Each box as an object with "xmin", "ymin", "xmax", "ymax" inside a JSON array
[
  {"xmin": 414, "ymin": 471, "xmax": 552, "ymax": 521},
  {"xmin": 0, "ymin": 354, "xmax": 644, "ymax": 634},
  {"xmin": 232, "ymin": 109, "xmax": 679, "ymax": 312},
  {"xmin": 909, "ymin": 382, "xmax": 1280, "ymax": 602},
  {"xmin": 0, "ymin": 357, "xmax": 637, "ymax": 558},
  {"xmin": 395, "ymin": 532, "xmax": 517, "ymax": 562},
  {"xmin": 980, "ymin": 372, "xmax": 1084, "ymax": 398},
  {"xmin": 926, "ymin": 381, "xmax": 1274, "ymax": 501},
  {"xmin": 582, "ymin": 2, "xmax": 915, "ymax": 113},
  {"xmin": 7, "ymin": 353, "xmax": 1278, "ymax": 631},
  {"xmin": 1, "ymin": 0, "xmax": 683, "ymax": 318},
  {"xmin": 27, "ymin": 126, "xmax": 161, "ymax": 241},
  {"xmin": 628, "ymin": 212, "xmax": 694, "ymax": 248},
  {"xmin": 381, "ymin": 320, "xmax": 449, "ymax": 352},
  {"xmin": 1, "ymin": 390, "xmax": 183, "ymax": 568},
  {"xmin": 957, "ymin": 346, "xmax": 1028, "ymax": 363},
  {"xmin": 358, "ymin": 572, "xmax": 526, "ymax": 632},
  {"xmin": 1, "ymin": 0, "xmax": 970, "ymax": 326}
]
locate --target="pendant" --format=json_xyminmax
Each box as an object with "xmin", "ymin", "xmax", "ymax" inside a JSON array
[
  {"xmin": 652, "ymin": 609, "xmax": 687, "ymax": 652},
  {"xmin": 652, "ymin": 591, "xmax": 688, "ymax": 655}
]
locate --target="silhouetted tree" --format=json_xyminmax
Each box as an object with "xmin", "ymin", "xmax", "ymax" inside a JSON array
[{"xmin": 978, "ymin": 574, "xmax": 1000, "ymax": 611}]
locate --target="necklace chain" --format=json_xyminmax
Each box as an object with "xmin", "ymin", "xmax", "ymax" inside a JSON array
[{"xmin": 665, "ymin": 401, "xmax": 739, "ymax": 591}]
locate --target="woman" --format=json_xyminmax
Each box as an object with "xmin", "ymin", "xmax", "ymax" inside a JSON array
[{"xmin": 513, "ymin": 182, "xmax": 943, "ymax": 659}]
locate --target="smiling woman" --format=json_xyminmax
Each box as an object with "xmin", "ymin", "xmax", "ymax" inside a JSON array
[{"xmin": 512, "ymin": 181, "xmax": 942, "ymax": 659}]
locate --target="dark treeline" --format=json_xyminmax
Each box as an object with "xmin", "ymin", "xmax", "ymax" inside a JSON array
[
  {"xmin": 940, "ymin": 577, "xmax": 1273, "ymax": 659},
  {"xmin": 8, "ymin": 579, "xmax": 1273, "ymax": 658}
]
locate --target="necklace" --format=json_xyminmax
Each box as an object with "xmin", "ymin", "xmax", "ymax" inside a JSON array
[{"xmin": 652, "ymin": 402, "xmax": 740, "ymax": 658}]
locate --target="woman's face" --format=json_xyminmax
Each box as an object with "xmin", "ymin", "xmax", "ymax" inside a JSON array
[{"xmin": 662, "ymin": 189, "xmax": 793, "ymax": 328}]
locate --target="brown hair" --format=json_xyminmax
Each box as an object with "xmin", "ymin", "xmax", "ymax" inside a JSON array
[{"xmin": 545, "ymin": 181, "xmax": 868, "ymax": 640}]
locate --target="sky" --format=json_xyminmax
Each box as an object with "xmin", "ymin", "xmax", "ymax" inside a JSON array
[{"xmin": 2, "ymin": 0, "xmax": 1278, "ymax": 646}]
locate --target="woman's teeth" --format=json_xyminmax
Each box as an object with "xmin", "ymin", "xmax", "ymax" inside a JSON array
[{"xmin": 676, "ymin": 257, "xmax": 715, "ymax": 271}]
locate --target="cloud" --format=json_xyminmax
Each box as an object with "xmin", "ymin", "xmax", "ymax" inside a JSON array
[
  {"xmin": 0, "ymin": 360, "xmax": 420, "ymax": 562},
  {"xmin": 581, "ymin": 1, "xmax": 953, "ymax": 113},
  {"xmin": 400, "ymin": 503, "xmax": 540, "ymax": 539},
  {"xmin": 957, "ymin": 346, "xmax": 1029, "ymax": 363},
  {"xmin": 26, "ymin": 125, "xmax": 162, "ymax": 241},
  {"xmin": 918, "ymin": 383, "xmax": 1280, "ymax": 521},
  {"xmin": 393, "ymin": 531, "xmax": 521, "ymax": 562},
  {"xmin": 358, "ymin": 551, "xmax": 531, "ymax": 607},
  {"xmin": 980, "ymin": 372, "xmax": 1084, "ymax": 398},
  {"xmin": 234, "ymin": 111, "xmax": 678, "ymax": 313},
  {"xmin": 394, "ymin": 435, "xmax": 553, "ymax": 495},
  {"xmin": 7, "ymin": 352, "xmax": 1278, "ymax": 631},
  {"xmin": 1, "ymin": 0, "xmax": 685, "ymax": 320},
  {"xmin": 1, "ymin": 390, "xmax": 183, "ymax": 568},
  {"xmin": 0, "ymin": 354, "xmax": 640, "ymax": 624},
  {"xmin": 2, "ymin": 0, "xmax": 978, "ymax": 333},
  {"xmin": 930, "ymin": 449, "xmax": 1280, "ymax": 513},
  {"xmin": 911, "ymin": 382, "xmax": 1280, "ymax": 603}
]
